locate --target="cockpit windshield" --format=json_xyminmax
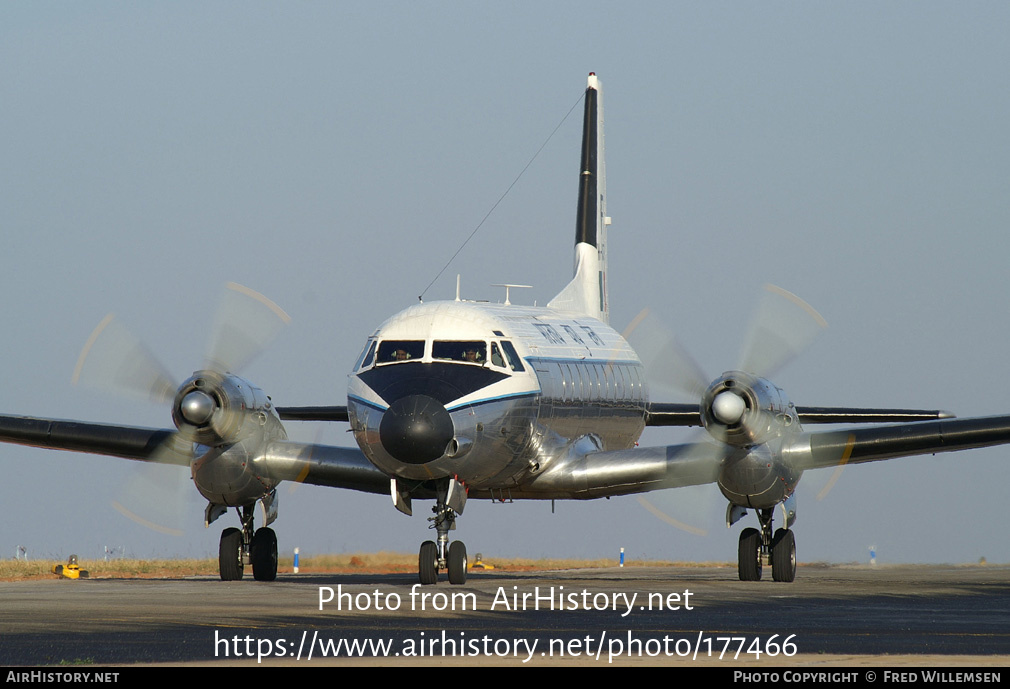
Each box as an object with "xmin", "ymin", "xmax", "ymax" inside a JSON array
[
  {"xmin": 433, "ymin": 341, "xmax": 486, "ymax": 364},
  {"xmin": 376, "ymin": 340, "xmax": 425, "ymax": 363}
]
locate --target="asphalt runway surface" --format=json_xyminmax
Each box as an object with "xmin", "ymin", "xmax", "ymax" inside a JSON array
[{"xmin": 2, "ymin": 564, "xmax": 1008, "ymax": 666}]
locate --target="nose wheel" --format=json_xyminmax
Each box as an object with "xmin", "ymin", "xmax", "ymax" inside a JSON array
[
  {"xmin": 418, "ymin": 487, "xmax": 468, "ymax": 585},
  {"xmin": 447, "ymin": 541, "xmax": 468, "ymax": 584},
  {"xmin": 418, "ymin": 538, "xmax": 468, "ymax": 585}
]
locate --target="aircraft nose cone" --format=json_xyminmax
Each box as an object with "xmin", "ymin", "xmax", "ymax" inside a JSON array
[{"xmin": 379, "ymin": 394, "xmax": 454, "ymax": 464}]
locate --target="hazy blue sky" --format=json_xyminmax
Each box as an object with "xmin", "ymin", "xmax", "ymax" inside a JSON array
[{"xmin": 2, "ymin": 2, "xmax": 1009, "ymax": 568}]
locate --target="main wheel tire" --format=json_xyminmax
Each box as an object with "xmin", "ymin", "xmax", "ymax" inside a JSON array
[
  {"xmin": 771, "ymin": 528, "xmax": 796, "ymax": 582},
  {"xmin": 219, "ymin": 527, "xmax": 244, "ymax": 581},
  {"xmin": 738, "ymin": 528, "xmax": 762, "ymax": 581},
  {"xmin": 447, "ymin": 541, "xmax": 467, "ymax": 585},
  {"xmin": 251, "ymin": 527, "xmax": 278, "ymax": 582},
  {"xmin": 419, "ymin": 540, "xmax": 438, "ymax": 585}
]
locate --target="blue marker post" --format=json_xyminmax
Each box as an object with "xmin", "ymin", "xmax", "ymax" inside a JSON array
[
  {"xmin": 619, "ymin": 547, "xmax": 625, "ymax": 567},
  {"xmin": 293, "ymin": 547, "xmax": 300, "ymax": 574}
]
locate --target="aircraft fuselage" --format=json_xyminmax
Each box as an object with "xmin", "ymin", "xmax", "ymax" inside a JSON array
[{"xmin": 347, "ymin": 300, "xmax": 648, "ymax": 495}]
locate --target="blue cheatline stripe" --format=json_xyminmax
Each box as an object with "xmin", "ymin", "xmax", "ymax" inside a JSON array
[
  {"xmin": 350, "ymin": 391, "xmax": 537, "ymax": 414},
  {"xmin": 526, "ymin": 356, "xmax": 641, "ymax": 367},
  {"xmin": 347, "ymin": 394, "xmax": 388, "ymax": 412},
  {"xmin": 447, "ymin": 391, "xmax": 538, "ymax": 412}
]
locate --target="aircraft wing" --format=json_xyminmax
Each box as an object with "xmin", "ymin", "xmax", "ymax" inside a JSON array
[
  {"xmin": 520, "ymin": 439, "xmax": 723, "ymax": 500},
  {"xmin": 276, "ymin": 406, "xmax": 349, "ymax": 422},
  {"xmin": 645, "ymin": 402, "xmax": 955, "ymax": 427},
  {"xmin": 518, "ymin": 413, "xmax": 1010, "ymax": 501},
  {"xmin": 0, "ymin": 414, "xmax": 192, "ymax": 465},
  {"xmin": 795, "ymin": 414, "xmax": 1010, "ymax": 470},
  {"xmin": 259, "ymin": 439, "xmax": 389, "ymax": 494},
  {"xmin": 0, "ymin": 413, "xmax": 389, "ymax": 495}
]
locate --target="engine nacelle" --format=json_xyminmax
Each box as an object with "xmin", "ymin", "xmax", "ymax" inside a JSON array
[
  {"xmin": 701, "ymin": 371, "xmax": 798, "ymax": 448},
  {"xmin": 171, "ymin": 370, "xmax": 282, "ymax": 446}
]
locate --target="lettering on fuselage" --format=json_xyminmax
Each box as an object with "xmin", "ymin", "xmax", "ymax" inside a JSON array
[
  {"xmin": 533, "ymin": 323, "xmax": 566, "ymax": 345},
  {"xmin": 533, "ymin": 322, "xmax": 605, "ymax": 348}
]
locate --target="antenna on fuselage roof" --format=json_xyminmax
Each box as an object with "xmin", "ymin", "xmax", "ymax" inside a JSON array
[
  {"xmin": 491, "ymin": 284, "xmax": 532, "ymax": 306},
  {"xmin": 415, "ymin": 89, "xmax": 585, "ymax": 303}
]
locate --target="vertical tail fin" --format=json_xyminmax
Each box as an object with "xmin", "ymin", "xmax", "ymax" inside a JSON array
[{"xmin": 548, "ymin": 73, "xmax": 610, "ymax": 323}]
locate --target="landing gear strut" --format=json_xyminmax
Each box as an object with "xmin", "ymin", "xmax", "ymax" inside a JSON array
[
  {"xmin": 418, "ymin": 480, "xmax": 467, "ymax": 585},
  {"xmin": 218, "ymin": 504, "xmax": 278, "ymax": 582},
  {"xmin": 737, "ymin": 508, "xmax": 796, "ymax": 582}
]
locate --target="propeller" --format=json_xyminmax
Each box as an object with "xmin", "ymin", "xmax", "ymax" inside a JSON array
[
  {"xmin": 624, "ymin": 284, "xmax": 827, "ymax": 536},
  {"xmin": 72, "ymin": 282, "xmax": 290, "ymax": 536},
  {"xmin": 738, "ymin": 283, "xmax": 828, "ymax": 382}
]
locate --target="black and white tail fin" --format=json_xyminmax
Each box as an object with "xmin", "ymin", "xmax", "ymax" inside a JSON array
[{"xmin": 548, "ymin": 73, "xmax": 610, "ymax": 324}]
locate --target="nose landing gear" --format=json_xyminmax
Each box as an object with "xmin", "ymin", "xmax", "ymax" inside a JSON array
[{"xmin": 417, "ymin": 478, "xmax": 468, "ymax": 585}]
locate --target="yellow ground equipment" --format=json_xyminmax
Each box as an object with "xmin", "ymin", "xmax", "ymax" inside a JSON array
[{"xmin": 52, "ymin": 554, "xmax": 89, "ymax": 579}]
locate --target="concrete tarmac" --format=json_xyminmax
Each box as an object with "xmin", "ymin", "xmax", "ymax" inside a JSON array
[{"xmin": 1, "ymin": 564, "xmax": 1008, "ymax": 666}]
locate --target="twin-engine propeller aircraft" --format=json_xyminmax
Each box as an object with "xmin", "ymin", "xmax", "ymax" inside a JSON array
[{"xmin": 4, "ymin": 73, "xmax": 1010, "ymax": 583}]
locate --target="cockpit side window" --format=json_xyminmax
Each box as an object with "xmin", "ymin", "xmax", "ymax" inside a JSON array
[
  {"xmin": 377, "ymin": 340, "xmax": 425, "ymax": 363},
  {"xmin": 490, "ymin": 342, "xmax": 506, "ymax": 368},
  {"xmin": 433, "ymin": 341, "xmax": 486, "ymax": 364},
  {"xmin": 355, "ymin": 340, "xmax": 377, "ymax": 370},
  {"xmin": 500, "ymin": 340, "xmax": 525, "ymax": 372}
]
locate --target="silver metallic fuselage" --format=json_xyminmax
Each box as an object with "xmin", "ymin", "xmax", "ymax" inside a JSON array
[
  {"xmin": 347, "ymin": 300, "xmax": 647, "ymax": 497},
  {"xmin": 346, "ymin": 300, "xmax": 806, "ymax": 508}
]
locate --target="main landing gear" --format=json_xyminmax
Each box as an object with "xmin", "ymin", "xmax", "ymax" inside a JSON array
[
  {"xmin": 418, "ymin": 479, "xmax": 468, "ymax": 585},
  {"xmin": 218, "ymin": 504, "xmax": 278, "ymax": 582},
  {"xmin": 737, "ymin": 508, "xmax": 796, "ymax": 582}
]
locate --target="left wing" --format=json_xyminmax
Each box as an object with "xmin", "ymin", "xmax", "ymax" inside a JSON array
[
  {"xmin": 0, "ymin": 415, "xmax": 191, "ymax": 464},
  {"xmin": 0, "ymin": 413, "xmax": 388, "ymax": 495},
  {"xmin": 276, "ymin": 406, "xmax": 349, "ymax": 422}
]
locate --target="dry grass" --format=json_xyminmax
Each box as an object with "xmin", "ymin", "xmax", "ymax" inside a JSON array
[{"xmin": 0, "ymin": 552, "xmax": 727, "ymax": 581}]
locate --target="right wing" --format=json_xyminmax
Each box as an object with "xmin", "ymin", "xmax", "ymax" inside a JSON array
[
  {"xmin": 645, "ymin": 402, "xmax": 955, "ymax": 427},
  {"xmin": 517, "ymin": 438, "xmax": 723, "ymax": 500},
  {"xmin": 796, "ymin": 414, "xmax": 1010, "ymax": 470},
  {"xmin": 510, "ymin": 413, "xmax": 1010, "ymax": 502}
]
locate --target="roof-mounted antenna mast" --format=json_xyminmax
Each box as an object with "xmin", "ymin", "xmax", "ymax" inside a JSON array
[{"xmin": 491, "ymin": 284, "xmax": 532, "ymax": 306}]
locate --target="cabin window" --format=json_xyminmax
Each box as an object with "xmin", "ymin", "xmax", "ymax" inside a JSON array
[
  {"xmin": 630, "ymin": 366, "xmax": 644, "ymax": 402},
  {"xmin": 562, "ymin": 363, "xmax": 573, "ymax": 403},
  {"xmin": 573, "ymin": 362, "xmax": 585, "ymax": 400},
  {"xmin": 377, "ymin": 340, "xmax": 425, "ymax": 363},
  {"xmin": 500, "ymin": 341, "xmax": 525, "ymax": 372},
  {"xmin": 601, "ymin": 364, "xmax": 613, "ymax": 400},
  {"xmin": 584, "ymin": 363, "xmax": 598, "ymax": 401},
  {"xmin": 433, "ymin": 341, "xmax": 486, "ymax": 364}
]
